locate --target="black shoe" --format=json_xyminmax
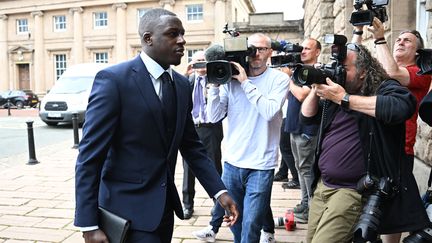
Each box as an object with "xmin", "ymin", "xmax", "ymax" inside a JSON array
[
  {"xmin": 282, "ymin": 180, "xmax": 300, "ymax": 189},
  {"xmin": 183, "ymin": 208, "xmax": 194, "ymax": 219},
  {"xmin": 274, "ymin": 173, "xmax": 288, "ymax": 182}
]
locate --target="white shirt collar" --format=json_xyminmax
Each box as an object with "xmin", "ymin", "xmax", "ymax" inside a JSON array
[{"xmin": 139, "ymin": 51, "xmax": 173, "ymax": 80}]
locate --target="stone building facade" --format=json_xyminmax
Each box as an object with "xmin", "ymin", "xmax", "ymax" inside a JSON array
[
  {"xmin": 0, "ymin": 0, "xmax": 256, "ymax": 95},
  {"xmin": 0, "ymin": 0, "xmax": 304, "ymax": 98},
  {"xmin": 303, "ymin": 0, "xmax": 432, "ymax": 191}
]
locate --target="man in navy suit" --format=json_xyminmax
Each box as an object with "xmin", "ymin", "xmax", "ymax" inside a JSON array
[{"xmin": 74, "ymin": 8, "xmax": 238, "ymax": 243}]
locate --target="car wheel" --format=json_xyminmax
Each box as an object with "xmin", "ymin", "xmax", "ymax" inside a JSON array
[
  {"xmin": 44, "ymin": 121, "xmax": 58, "ymax": 126},
  {"xmin": 15, "ymin": 101, "xmax": 24, "ymax": 109}
]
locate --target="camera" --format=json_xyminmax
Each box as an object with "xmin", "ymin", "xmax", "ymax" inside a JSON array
[
  {"xmin": 292, "ymin": 34, "xmax": 347, "ymax": 87},
  {"xmin": 205, "ymin": 24, "xmax": 257, "ymax": 85},
  {"xmin": 192, "ymin": 61, "xmax": 207, "ymax": 69},
  {"xmin": 403, "ymin": 228, "xmax": 432, "ymax": 243},
  {"xmin": 416, "ymin": 49, "xmax": 432, "ymax": 75},
  {"xmin": 350, "ymin": 0, "xmax": 389, "ymax": 26},
  {"xmin": 353, "ymin": 175, "xmax": 394, "ymax": 243},
  {"xmin": 270, "ymin": 40, "xmax": 303, "ymax": 68}
]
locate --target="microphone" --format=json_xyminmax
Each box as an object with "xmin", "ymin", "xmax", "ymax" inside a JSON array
[{"xmin": 205, "ymin": 44, "xmax": 226, "ymax": 61}]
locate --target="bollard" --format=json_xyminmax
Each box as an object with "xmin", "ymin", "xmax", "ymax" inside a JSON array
[
  {"xmin": 7, "ymin": 99, "xmax": 11, "ymax": 116},
  {"xmin": 26, "ymin": 121, "xmax": 39, "ymax": 165},
  {"xmin": 72, "ymin": 112, "xmax": 80, "ymax": 149}
]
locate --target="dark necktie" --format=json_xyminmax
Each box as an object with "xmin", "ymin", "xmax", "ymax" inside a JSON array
[{"xmin": 160, "ymin": 72, "xmax": 176, "ymax": 144}]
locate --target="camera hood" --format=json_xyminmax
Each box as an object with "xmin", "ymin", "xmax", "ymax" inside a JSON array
[{"xmin": 416, "ymin": 49, "xmax": 432, "ymax": 75}]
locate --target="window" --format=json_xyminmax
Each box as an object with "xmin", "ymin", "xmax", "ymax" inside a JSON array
[
  {"xmin": 55, "ymin": 54, "xmax": 67, "ymax": 80},
  {"xmin": 53, "ymin": 15, "xmax": 66, "ymax": 31},
  {"xmin": 187, "ymin": 49, "xmax": 203, "ymax": 63},
  {"xmin": 186, "ymin": 4, "xmax": 203, "ymax": 21},
  {"xmin": 16, "ymin": 19, "xmax": 28, "ymax": 34},
  {"xmin": 417, "ymin": 0, "xmax": 429, "ymax": 40},
  {"xmin": 95, "ymin": 52, "xmax": 108, "ymax": 63},
  {"xmin": 94, "ymin": 12, "xmax": 108, "ymax": 29},
  {"xmin": 137, "ymin": 8, "xmax": 148, "ymax": 25}
]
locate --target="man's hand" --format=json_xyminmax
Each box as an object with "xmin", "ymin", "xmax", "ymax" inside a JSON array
[
  {"xmin": 230, "ymin": 62, "xmax": 248, "ymax": 83},
  {"xmin": 314, "ymin": 78, "xmax": 346, "ymax": 105},
  {"xmin": 184, "ymin": 61, "xmax": 194, "ymax": 77},
  {"xmin": 83, "ymin": 229, "xmax": 109, "ymax": 243},
  {"xmin": 367, "ymin": 17, "xmax": 385, "ymax": 40},
  {"xmin": 217, "ymin": 192, "xmax": 239, "ymax": 226}
]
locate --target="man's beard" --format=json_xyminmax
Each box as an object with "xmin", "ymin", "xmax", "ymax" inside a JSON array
[{"xmin": 344, "ymin": 76, "xmax": 363, "ymax": 94}]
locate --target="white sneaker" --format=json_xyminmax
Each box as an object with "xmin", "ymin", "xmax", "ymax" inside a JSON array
[
  {"xmin": 192, "ymin": 225, "xmax": 216, "ymax": 242},
  {"xmin": 260, "ymin": 229, "xmax": 276, "ymax": 243}
]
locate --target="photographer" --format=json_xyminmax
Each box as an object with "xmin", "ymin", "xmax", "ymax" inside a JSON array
[
  {"xmin": 300, "ymin": 43, "xmax": 419, "ymax": 242},
  {"xmin": 181, "ymin": 51, "xmax": 224, "ymax": 220},
  {"xmin": 283, "ymin": 38, "xmax": 321, "ymax": 224},
  {"xmin": 353, "ymin": 18, "xmax": 432, "ymax": 243},
  {"xmin": 205, "ymin": 33, "xmax": 289, "ymax": 243}
]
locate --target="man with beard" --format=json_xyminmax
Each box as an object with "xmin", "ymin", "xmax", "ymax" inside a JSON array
[{"xmin": 300, "ymin": 43, "xmax": 428, "ymax": 242}]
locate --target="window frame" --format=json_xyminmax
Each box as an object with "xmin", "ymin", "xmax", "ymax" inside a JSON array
[
  {"xmin": 53, "ymin": 15, "xmax": 67, "ymax": 32},
  {"xmin": 54, "ymin": 54, "xmax": 67, "ymax": 80},
  {"xmin": 93, "ymin": 11, "xmax": 108, "ymax": 29},
  {"xmin": 16, "ymin": 18, "xmax": 29, "ymax": 34},
  {"xmin": 94, "ymin": 52, "xmax": 109, "ymax": 63},
  {"xmin": 186, "ymin": 4, "xmax": 204, "ymax": 22}
]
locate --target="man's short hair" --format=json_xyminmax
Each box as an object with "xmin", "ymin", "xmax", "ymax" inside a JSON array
[
  {"xmin": 399, "ymin": 30, "xmax": 424, "ymax": 50},
  {"xmin": 138, "ymin": 8, "xmax": 176, "ymax": 38}
]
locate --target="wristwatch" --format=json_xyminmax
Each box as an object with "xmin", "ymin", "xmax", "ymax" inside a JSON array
[{"xmin": 341, "ymin": 93, "xmax": 350, "ymax": 109}]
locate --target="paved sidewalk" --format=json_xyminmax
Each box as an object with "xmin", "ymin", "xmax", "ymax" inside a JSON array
[{"xmin": 0, "ymin": 127, "xmax": 307, "ymax": 242}]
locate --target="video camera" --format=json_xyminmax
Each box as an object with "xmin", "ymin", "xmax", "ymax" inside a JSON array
[
  {"xmin": 270, "ymin": 40, "xmax": 303, "ymax": 68},
  {"xmin": 292, "ymin": 34, "xmax": 347, "ymax": 87},
  {"xmin": 205, "ymin": 24, "xmax": 257, "ymax": 84},
  {"xmin": 350, "ymin": 0, "xmax": 389, "ymax": 26}
]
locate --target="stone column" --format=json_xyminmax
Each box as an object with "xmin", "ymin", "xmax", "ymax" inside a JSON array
[
  {"xmin": 113, "ymin": 3, "xmax": 127, "ymax": 62},
  {"xmin": 211, "ymin": 0, "xmax": 227, "ymax": 44},
  {"xmin": 0, "ymin": 15, "xmax": 9, "ymax": 91},
  {"xmin": 70, "ymin": 7, "xmax": 84, "ymax": 64},
  {"xmin": 31, "ymin": 11, "xmax": 45, "ymax": 93},
  {"xmin": 159, "ymin": 0, "xmax": 175, "ymax": 12}
]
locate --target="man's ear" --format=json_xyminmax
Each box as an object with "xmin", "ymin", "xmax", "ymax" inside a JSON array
[
  {"xmin": 143, "ymin": 32, "xmax": 152, "ymax": 45},
  {"xmin": 359, "ymin": 70, "xmax": 366, "ymax": 80}
]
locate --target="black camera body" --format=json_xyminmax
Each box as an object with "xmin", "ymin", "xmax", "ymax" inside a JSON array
[
  {"xmin": 416, "ymin": 48, "xmax": 432, "ymax": 75},
  {"xmin": 292, "ymin": 34, "xmax": 347, "ymax": 87},
  {"xmin": 205, "ymin": 25, "xmax": 256, "ymax": 85},
  {"xmin": 350, "ymin": 0, "xmax": 389, "ymax": 26},
  {"xmin": 270, "ymin": 40, "xmax": 303, "ymax": 68},
  {"xmin": 353, "ymin": 175, "xmax": 394, "ymax": 242}
]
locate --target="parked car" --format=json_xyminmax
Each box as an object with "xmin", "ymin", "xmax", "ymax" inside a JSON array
[
  {"xmin": 39, "ymin": 63, "xmax": 111, "ymax": 126},
  {"xmin": 0, "ymin": 89, "xmax": 39, "ymax": 109}
]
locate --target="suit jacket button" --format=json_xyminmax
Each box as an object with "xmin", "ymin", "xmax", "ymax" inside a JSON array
[{"xmin": 161, "ymin": 182, "xmax": 166, "ymax": 187}]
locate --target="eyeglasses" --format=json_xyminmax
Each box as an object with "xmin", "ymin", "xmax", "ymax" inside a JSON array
[
  {"xmin": 346, "ymin": 43, "xmax": 360, "ymax": 52},
  {"xmin": 256, "ymin": 47, "xmax": 270, "ymax": 53}
]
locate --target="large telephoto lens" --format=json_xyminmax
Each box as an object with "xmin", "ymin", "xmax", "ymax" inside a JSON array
[{"xmin": 292, "ymin": 65, "xmax": 332, "ymax": 86}]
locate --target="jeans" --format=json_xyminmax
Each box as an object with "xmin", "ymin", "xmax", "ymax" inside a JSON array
[{"xmin": 222, "ymin": 162, "xmax": 275, "ymax": 243}]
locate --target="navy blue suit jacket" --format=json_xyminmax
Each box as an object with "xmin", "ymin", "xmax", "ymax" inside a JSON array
[{"xmin": 74, "ymin": 56, "xmax": 225, "ymax": 231}]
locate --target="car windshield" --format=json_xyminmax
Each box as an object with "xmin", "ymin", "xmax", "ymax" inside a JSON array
[{"xmin": 49, "ymin": 77, "xmax": 94, "ymax": 94}]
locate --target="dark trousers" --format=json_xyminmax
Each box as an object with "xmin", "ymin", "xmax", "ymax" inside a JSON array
[
  {"xmin": 126, "ymin": 196, "xmax": 174, "ymax": 243},
  {"xmin": 277, "ymin": 118, "xmax": 298, "ymax": 182},
  {"xmin": 182, "ymin": 121, "xmax": 223, "ymax": 210}
]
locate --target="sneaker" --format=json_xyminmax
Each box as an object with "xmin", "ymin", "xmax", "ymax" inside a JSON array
[
  {"xmin": 192, "ymin": 225, "xmax": 216, "ymax": 242},
  {"xmin": 260, "ymin": 229, "xmax": 276, "ymax": 243},
  {"xmin": 274, "ymin": 173, "xmax": 288, "ymax": 182},
  {"xmin": 294, "ymin": 207, "xmax": 309, "ymax": 224},
  {"xmin": 281, "ymin": 180, "xmax": 300, "ymax": 190},
  {"xmin": 293, "ymin": 203, "xmax": 307, "ymax": 214}
]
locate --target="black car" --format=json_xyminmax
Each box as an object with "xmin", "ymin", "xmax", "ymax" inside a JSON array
[{"xmin": 0, "ymin": 89, "xmax": 39, "ymax": 109}]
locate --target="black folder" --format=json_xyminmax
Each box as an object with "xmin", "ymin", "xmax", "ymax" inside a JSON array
[{"xmin": 99, "ymin": 207, "xmax": 130, "ymax": 243}]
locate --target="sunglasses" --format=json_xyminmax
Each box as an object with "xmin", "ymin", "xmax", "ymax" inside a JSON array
[{"xmin": 346, "ymin": 43, "xmax": 361, "ymax": 52}]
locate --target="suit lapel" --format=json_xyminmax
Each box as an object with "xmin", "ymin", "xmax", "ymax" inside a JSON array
[{"xmin": 130, "ymin": 56, "xmax": 168, "ymax": 148}]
